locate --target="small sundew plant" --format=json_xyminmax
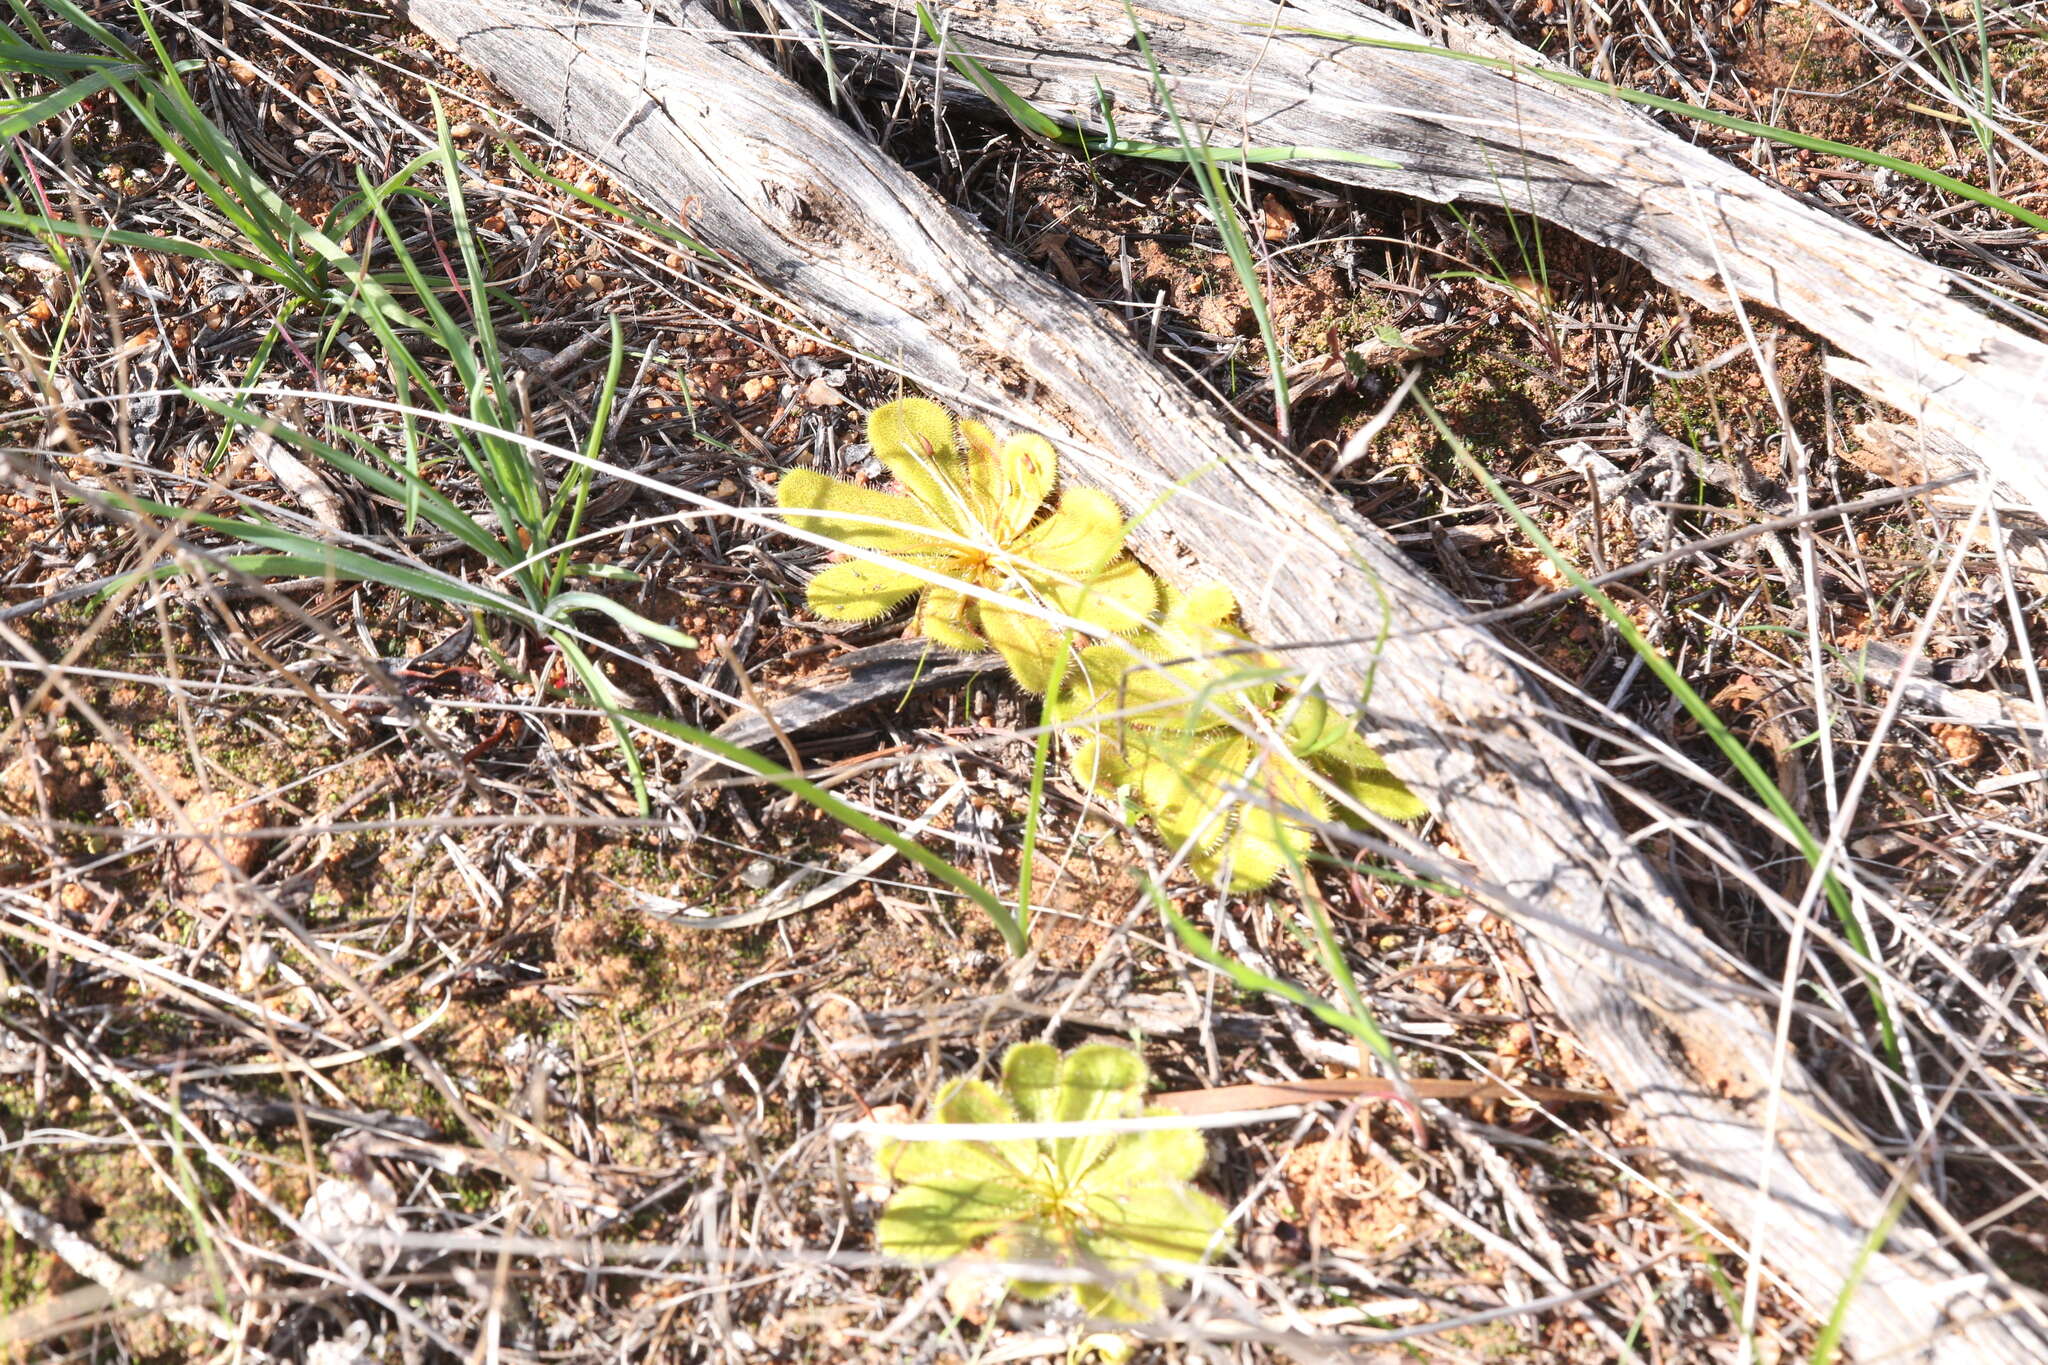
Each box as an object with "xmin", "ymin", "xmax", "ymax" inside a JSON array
[
  {"xmin": 777, "ymin": 396, "xmax": 1423, "ymax": 890},
  {"xmin": 778, "ymin": 398, "xmax": 1155, "ymax": 690},
  {"xmin": 1057, "ymin": 582, "xmax": 1427, "ymax": 890},
  {"xmin": 876, "ymin": 1042, "xmax": 1229, "ymax": 1321}
]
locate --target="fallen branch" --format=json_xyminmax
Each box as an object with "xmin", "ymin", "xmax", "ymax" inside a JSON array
[
  {"xmin": 675, "ymin": 640, "xmax": 997, "ymax": 788},
  {"xmin": 0, "ymin": 1182, "xmax": 232, "ymax": 1343},
  {"xmin": 405, "ymin": 1, "xmax": 2047, "ymax": 1358},
  {"xmin": 819, "ymin": 0, "xmax": 2048, "ymax": 516}
]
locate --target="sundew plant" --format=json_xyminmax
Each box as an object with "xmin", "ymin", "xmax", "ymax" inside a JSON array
[
  {"xmin": 778, "ymin": 397, "xmax": 1155, "ymax": 691},
  {"xmin": 875, "ymin": 1042, "xmax": 1228, "ymax": 1321},
  {"xmin": 779, "ymin": 397, "xmax": 1423, "ymax": 889}
]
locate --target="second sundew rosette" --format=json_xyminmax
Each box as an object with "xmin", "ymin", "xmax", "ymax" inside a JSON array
[
  {"xmin": 777, "ymin": 397, "xmax": 1156, "ymax": 691},
  {"xmin": 1052, "ymin": 581, "xmax": 1427, "ymax": 891}
]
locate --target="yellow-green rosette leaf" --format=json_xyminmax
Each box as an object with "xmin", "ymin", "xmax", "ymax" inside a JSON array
[
  {"xmin": 997, "ymin": 1042, "xmax": 1062, "ymax": 1124},
  {"xmin": 1084, "ymin": 1181, "xmax": 1230, "ymax": 1280},
  {"xmin": 869, "ymin": 397, "xmax": 967, "ymax": 518},
  {"xmin": 1150, "ymin": 579, "xmax": 1249, "ymax": 660},
  {"xmin": 1330, "ymin": 757, "xmax": 1430, "ymax": 824},
  {"xmin": 1017, "ymin": 486, "xmax": 1129, "ymax": 577},
  {"xmin": 1051, "ymin": 1043, "xmax": 1148, "ymax": 1122},
  {"xmin": 957, "ymin": 417, "xmax": 999, "ymax": 466},
  {"xmin": 926, "ymin": 1076, "xmax": 1037, "ymax": 1175},
  {"xmin": 1077, "ymin": 1333, "xmax": 1137, "ymax": 1365},
  {"xmin": 1067, "ymin": 646, "xmax": 1238, "ymax": 733},
  {"xmin": 872, "ymin": 1044, "xmax": 1229, "ymax": 1322},
  {"xmin": 1054, "ymin": 645, "xmax": 1134, "ymax": 724},
  {"xmin": 1047, "ymin": 1043, "xmax": 1148, "ymax": 1180},
  {"xmin": 876, "ymin": 1176, "xmax": 1041, "ymax": 1263},
  {"xmin": 1267, "ymin": 750, "xmax": 1335, "ymax": 829},
  {"xmin": 1075, "ymin": 1268, "xmax": 1166, "ymax": 1324},
  {"xmin": 978, "ymin": 559, "xmax": 1160, "ymax": 694},
  {"xmin": 978, "ymin": 605, "xmax": 1074, "ymax": 696},
  {"xmin": 983, "ymin": 1223, "xmax": 1073, "ymax": 1302},
  {"xmin": 1203, "ymin": 803, "xmax": 1310, "ymax": 891},
  {"xmin": 880, "ymin": 1128, "xmax": 1031, "ymax": 1188},
  {"xmin": 912, "ymin": 583, "xmax": 985, "ymax": 653},
  {"xmin": 1067, "ymin": 1182, "xmax": 1231, "ymax": 1320},
  {"xmin": 1086, "ymin": 1115, "xmax": 1208, "ymax": 1190},
  {"xmin": 1316, "ymin": 729, "xmax": 1430, "ymax": 822},
  {"xmin": 804, "ymin": 557, "xmax": 923, "ymax": 621},
  {"xmin": 1126, "ymin": 737, "xmax": 1203, "ymax": 842},
  {"xmin": 1069, "ymin": 733, "xmax": 1119, "ymax": 793},
  {"xmin": 960, "ymin": 422, "xmax": 1057, "ymax": 541},
  {"xmin": 998, "ymin": 433, "xmax": 1057, "ymax": 517},
  {"xmin": 930, "ymin": 1075, "xmax": 1020, "ymax": 1126},
  {"xmin": 1055, "ymin": 556, "xmax": 1159, "ymax": 639},
  {"xmin": 1166, "ymin": 580, "xmax": 1240, "ymax": 634},
  {"xmin": 1283, "ymin": 688, "xmax": 1348, "ymax": 757},
  {"xmin": 1162, "ymin": 733, "xmax": 1253, "ymax": 847},
  {"xmin": 778, "ymin": 468, "xmax": 939, "ymax": 550}
]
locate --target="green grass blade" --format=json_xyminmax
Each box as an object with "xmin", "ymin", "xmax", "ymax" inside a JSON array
[
  {"xmin": 544, "ymin": 592, "xmax": 697, "ymax": 651},
  {"xmin": 427, "ymin": 92, "xmax": 542, "ymax": 537},
  {"xmin": 1158, "ymin": 883, "xmax": 1394, "ymax": 1055},
  {"xmin": 626, "ymin": 709, "xmax": 1027, "ymax": 955},
  {"xmin": 1014, "ymin": 636, "xmax": 1080, "ymax": 944},
  {"xmin": 1412, "ymin": 393, "xmax": 1898, "ymax": 1062},
  {"xmin": 1810, "ymin": 1180, "xmax": 1911, "ymax": 1365},
  {"xmin": 326, "ymin": 149, "xmax": 439, "ymax": 244},
  {"xmin": 1288, "ymin": 870, "xmax": 1391, "ymax": 1067},
  {"xmin": 558, "ymin": 633, "xmax": 651, "ymax": 817},
  {"xmin": 0, "ymin": 64, "xmax": 123, "ymax": 136},
  {"xmin": 1122, "ymin": 0, "xmax": 1291, "ymax": 435},
  {"xmin": 112, "ymin": 492, "xmax": 523, "ymax": 617},
  {"xmin": 0, "ymin": 40, "xmax": 135, "ymax": 73},
  {"xmin": 5, "ymin": 0, "xmax": 133, "ymax": 60},
  {"xmin": 544, "ymin": 316, "xmax": 625, "ymax": 597},
  {"xmin": 0, "ymin": 210, "xmax": 293, "ymax": 282},
  {"xmin": 912, "ymin": 2, "xmax": 1066, "ymax": 138},
  {"xmin": 181, "ymin": 390, "xmax": 510, "ymax": 566}
]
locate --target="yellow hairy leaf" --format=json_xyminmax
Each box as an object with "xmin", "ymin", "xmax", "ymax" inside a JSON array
[
  {"xmin": 805, "ymin": 557, "xmax": 924, "ymax": 620},
  {"xmin": 777, "ymin": 468, "xmax": 938, "ymax": 550},
  {"xmin": 868, "ymin": 397, "xmax": 966, "ymax": 516},
  {"xmin": 1056, "ymin": 578, "xmax": 1425, "ymax": 890}
]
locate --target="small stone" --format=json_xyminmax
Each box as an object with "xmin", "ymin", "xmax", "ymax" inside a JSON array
[{"xmin": 1930, "ymin": 722, "xmax": 1985, "ymax": 768}]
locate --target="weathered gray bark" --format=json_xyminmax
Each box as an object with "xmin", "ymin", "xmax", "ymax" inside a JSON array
[
  {"xmin": 819, "ymin": 0, "xmax": 2048, "ymax": 517},
  {"xmin": 405, "ymin": 1, "xmax": 2048, "ymax": 1358}
]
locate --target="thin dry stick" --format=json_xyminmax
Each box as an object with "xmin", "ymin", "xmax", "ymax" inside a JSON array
[
  {"xmin": 0, "ymin": 1183, "xmax": 233, "ymax": 1342},
  {"xmin": 714, "ymin": 631, "xmax": 806, "ymax": 776}
]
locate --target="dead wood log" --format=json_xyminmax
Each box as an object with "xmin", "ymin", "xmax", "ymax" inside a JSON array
[
  {"xmin": 817, "ymin": 0, "xmax": 2048, "ymax": 517},
  {"xmin": 405, "ymin": 1, "xmax": 2047, "ymax": 1358}
]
